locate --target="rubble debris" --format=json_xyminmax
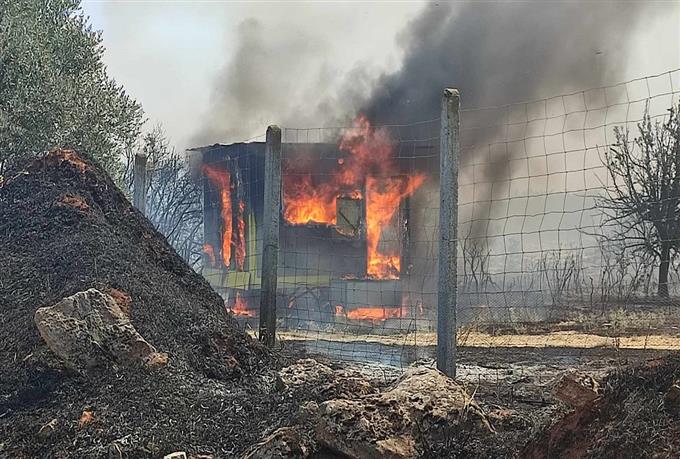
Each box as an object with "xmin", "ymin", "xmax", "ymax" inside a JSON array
[
  {"xmin": 0, "ymin": 149, "xmax": 274, "ymax": 457},
  {"xmin": 316, "ymin": 367, "xmax": 492, "ymax": 459},
  {"xmin": 240, "ymin": 427, "xmax": 308, "ymax": 459},
  {"xmin": 1, "ymin": 148, "xmax": 267, "ymax": 383},
  {"xmin": 34, "ymin": 289, "xmax": 159, "ymax": 369},
  {"xmin": 37, "ymin": 418, "xmax": 59, "ymax": 439},
  {"xmin": 164, "ymin": 453, "xmax": 187, "ymax": 459},
  {"xmin": 277, "ymin": 358, "xmax": 378, "ymax": 399},
  {"xmin": 78, "ymin": 410, "xmax": 94, "ymax": 427},
  {"xmin": 552, "ymin": 369, "xmax": 600, "ymax": 408}
]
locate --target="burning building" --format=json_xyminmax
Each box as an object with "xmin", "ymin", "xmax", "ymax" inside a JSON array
[{"xmin": 190, "ymin": 116, "xmax": 439, "ymax": 331}]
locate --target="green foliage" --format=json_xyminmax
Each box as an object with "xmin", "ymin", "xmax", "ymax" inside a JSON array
[{"xmin": 0, "ymin": 0, "xmax": 143, "ymax": 172}]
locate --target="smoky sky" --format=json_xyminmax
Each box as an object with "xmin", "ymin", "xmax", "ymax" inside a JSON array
[
  {"xmin": 364, "ymin": 2, "xmax": 650, "ymax": 124},
  {"xmin": 194, "ymin": 2, "xmax": 656, "ymax": 146},
  {"xmin": 359, "ymin": 1, "xmax": 656, "ymax": 238},
  {"xmin": 361, "ymin": 1, "xmax": 654, "ymax": 217},
  {"xmin": 191, "ymin": 18, "xmax": 377, "ymax": 146}
]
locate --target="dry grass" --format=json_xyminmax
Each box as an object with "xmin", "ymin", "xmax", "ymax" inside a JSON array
[{"xmin": 272, "ymin": 329, "xmax": 680, "ymax": 350}]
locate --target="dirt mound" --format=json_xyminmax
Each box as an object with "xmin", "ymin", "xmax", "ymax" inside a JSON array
[
  {"xmin": 0, "ymin": 149, "xmax": 266, "ymax": 383},
  {"xmin": 0, "ymin": 150, "xmax": 283, "ymax": 457},
  {"xmin": 524, "ymin": 354, "xmax": 680, "ymax": 458}
]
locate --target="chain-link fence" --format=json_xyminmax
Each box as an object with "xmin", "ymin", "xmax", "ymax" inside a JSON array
[{"xmin": 181, "ymin": 69, "xmax": 680, "ymax": 385}]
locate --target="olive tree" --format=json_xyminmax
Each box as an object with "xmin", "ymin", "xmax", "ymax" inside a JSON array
[{"xmin": 0, "ymin": 0, "xmax": 143, "ymax": 172}]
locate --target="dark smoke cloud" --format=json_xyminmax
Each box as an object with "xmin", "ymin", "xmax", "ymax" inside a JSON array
[
  {"xmin": 192, "ymin": 18, "xmax": 377, "ymax": 145},
  {"xmin": 357, "ymin": 1, "xmax": 655, "ymax": 238},
  {"xmin": 363, "ymin": 2, "xmax": 650, "ymax": 126},
  {"xmin": 195, "ymin": 2, "xmax": 656, "ymax": 158}
]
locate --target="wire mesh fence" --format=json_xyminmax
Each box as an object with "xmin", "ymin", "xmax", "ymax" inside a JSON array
[
  {"xmin": 186, "ymin": 120, "xmax": 443, "ymax": 367},
  {"xmin": 193, "ymin": 136, "xmax": 268, "ymax": 323},
  {"xmin": 274, "ymin": 118, "xmax": 441, "ymax": 366},
  {"xmin": 455, "ymin": 68, "xmax": 680, "ymax": 382},
  {"xmin": 184, "ymin": 68, "xmax": 680, "ymax": 384}
]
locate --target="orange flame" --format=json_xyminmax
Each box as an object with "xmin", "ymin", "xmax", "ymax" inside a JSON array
[
  {"xmin": 235, "ymin": 200, "xmax": 246, "ymax": 271},
  {"xmin": 283, "ymin": 174, "xmax": 338, "ymax": 225},
  {"xmin": 342, "ymin": 306, "xmax": 405, "ymax": 322},
  {"xmin": 203, "ymin": 243, "xmax": 216, "ymax": 266},
  {"xmin": 203, "ymin": 165, "xmax": 232, "ymax": 268},
  {"xmin": 282, "ymin": 114, "xmax": 426, "ymax": 279},
  {"xmin": 365, "ymin": 175, "xmax": 425, "ymax": 279},
  {"xmin": 226, "ymin": 292, "xmax": 256, "ymax": 317}
]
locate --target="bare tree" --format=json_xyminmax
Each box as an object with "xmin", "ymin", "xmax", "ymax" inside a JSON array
[
  {"xmin": 122, "ymin": 126, "xmax": 203, "ymax": 268},
  {"xmin": 597, "ymin": 238, "xmax": 654, "ymax": 305},
  {"xmin": 599, "ymin": 102, "xmax": 680, "ymax": 297},
  {"xmin": 460, "ymin": 227, "xmax": 493, "ymax": 293},
  {"xmin": 539, "ymin": 249, "xmax": 583, "ymax": 307}
]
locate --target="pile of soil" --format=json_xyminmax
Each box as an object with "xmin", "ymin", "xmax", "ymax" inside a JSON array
[
  {"xmin": 524, "ymin": 353, "xmax": 680, "ymax": 458},
  {"xmin": 0, "ymin": 150, "xmax": 298, "ymax": 457}
]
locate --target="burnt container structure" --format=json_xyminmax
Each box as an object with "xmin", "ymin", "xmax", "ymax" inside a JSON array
[{"xmin": 189, "ymin": 140, "xmax": 438, "ymax": 334}]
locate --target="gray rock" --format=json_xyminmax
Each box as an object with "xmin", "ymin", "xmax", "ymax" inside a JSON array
[
  {"xmin": 316, "ymin": 367, "xmax": 492, "ymax": 459},
  {"xmin": 34, "ymin": 288, "xmax": 160, "ymax": 369},
  {"xmin": 277, "ymin": 359, "xmax": 378, "ymax": 399}
]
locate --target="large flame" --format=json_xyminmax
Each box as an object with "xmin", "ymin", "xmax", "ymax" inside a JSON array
[
  {"xmin": 365, "ymin": 175, "xmax": 425, "ymax": 279},
  {"xmin": 203, "ymin": 166, "xmax": 249, "ymax": 271},
  {"xmin": 203, "ymin": 165, "xmax": 232, "ymax": 268},
  {"xmin": 283, "ymin": 114, "xmax": 425, "ymax": 279}
]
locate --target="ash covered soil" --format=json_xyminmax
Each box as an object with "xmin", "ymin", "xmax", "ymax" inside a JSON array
[
  {"xmin": 1, "ymin": 149, "xmax": 680, "ymax": 459},
  {"xmin": 0, "ymin": 150, "xmax": 298, "ymax": 457},
  {"xmin": 522, "ymin": 353, "xmax": 680, "ymax": 458}
]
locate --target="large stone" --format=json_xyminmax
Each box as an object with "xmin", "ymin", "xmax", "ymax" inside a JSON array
[
  {"xmin": 277, "ymin": 359, "xmax": 377, "ymax": 399},
  {"xmin": 316, "ymin": 367, "xmax": 492, "ymax": 459},
  {"xmin": 34, "ymin": 288, "xmax": 160, "ymax": 369}
]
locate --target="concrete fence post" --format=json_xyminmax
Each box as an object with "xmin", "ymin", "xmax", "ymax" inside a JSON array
[
  {"xmin": 259, "ymin": 125, "xmax": 282, "ymax": 347},
  {"xmin": 437, "ymin": 88, "xmax": 460, "ymax": 377},
  {"xmin": 133, "ymin": 153, "xmax": 148, "ymax": 216}
]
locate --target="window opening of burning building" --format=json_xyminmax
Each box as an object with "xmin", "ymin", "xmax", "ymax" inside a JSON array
[{"xmin": 191, "ymin": 115, "xmax": 440, "ymax": 359}]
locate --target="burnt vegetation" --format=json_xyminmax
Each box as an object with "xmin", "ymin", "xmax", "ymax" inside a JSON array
[
  {"xmin": 599, "ymin": 102, "xmax": 680, "ymax": 298},
  {"xmin": 121, "ymin": 127, "xmax": 204, "ymax": 269}
]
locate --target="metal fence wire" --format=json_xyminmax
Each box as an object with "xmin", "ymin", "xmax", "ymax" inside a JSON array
[
  {"xmin": 191, "ymin": 68, "xmax": 680, "ymax": 383},
  {"xmin": 275, "ymin": 118, "xmax": 441, "ymax": 366}
]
